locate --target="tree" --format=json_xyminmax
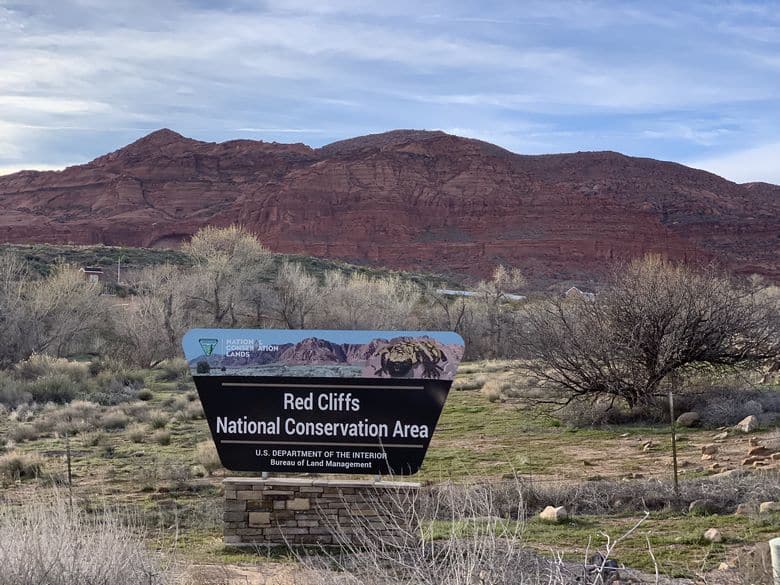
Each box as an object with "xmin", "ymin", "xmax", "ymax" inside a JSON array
[
  {"xmin": 110, "ymin": 264, "xmax": 190, "ymax": 366},
  {"xmin": 474, "ymin": 265, "xmax": 526, "ymax": 358},
  {"xmin": 183, "ymin": 225, "xmax": 271, "ymax": 326},
  {"xmin": 270, "ymin": 262, "xmax": 321, "ymax": 329},
  {"xmin": 317, "ymin": 271, "xmax": 422, "ymax": 330},
  {"xmin": 27, "ymin": 264, "xmax": 113, "ymax": 358},
  {"xmin": 0, "ymin": 254, "xmax": 34, "ymax": 367},
  {"xmin": 516, "ymin": 256, "xmax": 779, "ymax": 407}
]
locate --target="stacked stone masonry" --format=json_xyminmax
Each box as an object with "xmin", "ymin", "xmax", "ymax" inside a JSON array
[{"xmin": 223, "ymin": 477, "xmax": 421, "ymax": 546}]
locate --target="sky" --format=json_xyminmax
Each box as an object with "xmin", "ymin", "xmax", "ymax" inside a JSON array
[{"xmin": 1, "ymin": 0, "xmax": 780, "ymax": 183}]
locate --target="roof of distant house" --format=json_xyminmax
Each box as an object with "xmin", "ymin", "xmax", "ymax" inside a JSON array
[
  {"xmin": 79, "ymin": 266, "xmax": 104, "ymax": 273},
  {"xmin": 436, "ymin": 288, "xmax": 526, "ymax": 301}
]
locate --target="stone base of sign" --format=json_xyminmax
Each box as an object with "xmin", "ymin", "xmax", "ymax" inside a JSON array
[{"xmin": 223, "ymin": 477, "xmax": 421, "ymax": 546}]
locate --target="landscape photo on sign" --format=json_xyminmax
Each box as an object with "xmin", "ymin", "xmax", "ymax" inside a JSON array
[
  {"xmin": 182, "ymin": 329, "xmax": 465, "ymax": 475},
  {"xmin": 182, "ymin": 328, "xmax": 464, "ymax": 379}
]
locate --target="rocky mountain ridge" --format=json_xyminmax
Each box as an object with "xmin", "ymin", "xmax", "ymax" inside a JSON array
[{"xmin": 1, "ymin": 129, "xmax": 778, "ymax": 284}]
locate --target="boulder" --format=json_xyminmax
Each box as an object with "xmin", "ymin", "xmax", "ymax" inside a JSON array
[
  {"xmin": 734, "ymin": 503, "xmax": 756, "ymax": 516},
  {"xmin": 539, "ymin": 505, "xmax": 568, "ymax": 523},
  {"xmin": 747, "ymin": 446, "xmax": 772, "ymax": 457},
  {"xmin": 758, "ymin": 501, "xmax": 780, "ymax": 514},
  {"xmin": 703, "ymin": 528, "xmax": 722, "ymax": 543},
  {"xmin": 712, "ymin": 431, "xmax": 728, "ymax": 440},
  {"xmin": 676, "ymin": 412, "xmax": 701, "ymax": 427},
  {"xmin": 735, "ymin": 415, "xmax": 759, "ymax": 433}
]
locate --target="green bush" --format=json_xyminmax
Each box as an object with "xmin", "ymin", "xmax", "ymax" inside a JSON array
[
  {"xmin": 26, "ymin": 374, "xmax": 78, "ymax": 404},
  {"xmin": 136, "ymin": 388, "xmax": 153, "ymax": 401},
  {"xmin": 196, "ymin": 361, "xmax": 210, "ymax": 374}
]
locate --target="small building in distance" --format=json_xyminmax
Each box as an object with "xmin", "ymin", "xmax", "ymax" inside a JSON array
[
  {"xmin": 79, "ymin": 266, "xmax": 104, "ymax": 284},
  {"xmin": 564, "ymin": 286, "xmax": 596, "ymax": 301}
]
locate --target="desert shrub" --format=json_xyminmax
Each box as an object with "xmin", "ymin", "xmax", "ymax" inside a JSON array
[
  {"xmin": 89, "ymin": 370, "xmax": 144, "ymax": 405},
  {"xmin": 8, "ymin": 423, "xmax": 40, "ymax": 443},
  {"xmin": 452, "ymin": 374, "xmax": 486, "ymax": 391},
  {"xmin": 154, "ymin": 358, "xmax": 188, "ymax": 382},
  {"xmin": 0, "ymin": 450, "xmax": 44, "ymax": 480},
  {"xmin": 14, "ymin": 354, "xmax": 90, "ymax": 385},
  {"xmin": 195, "ymin": 440, "xmax": 221, "ymax": 474},
  {"xmin": 183, "ymin": 402, "xmax": 204, "ymax": 420},
  {"xmin": 185, "ymin": 391, "xmax": 198, "ymax": 402},
  {"xmin": 26, "ymin": 374, "xmax": 78, "ymax": 404},
  {"xmin": 195, "ymin": 361, "xmax": 210, "ymax": 374},
  {"xmin": 137, "ymin": 388, "xmax": 154, "ymax": 401},
  {"xmin": 482, "ymin": 378, "xmax": 503, "ymax": 402},
  {"xmin": 679, "ymin": 387, "xmax": 780, "ymax": 427},
  {"xmin": 149, "ymin": 411, "xmax": 168, "ymax": 429},
  {"xmin": 0, "ymin": 377, "xmax": 31, "ymax": 408},
  {"xmin": 152, "ymin": 430, "xmax": 171, "ymax": 446},
  {"xmin": 126, "ymin": 424, "xmax": 147, "ymax": 443},
  {"xmin": 99, "ymin": 411, "xmax": 129, "ymax": 430},
  {"xmin": 120, "ymin": 401, "xmax": 151, "ymax": 422},
  {"xmin": 0, "ymin": 499, "xmax": 169, "ymax": 584},
  {"xmin": 296, "ymin": 479, "xmax": 593, "ymax": 585},
  {"xmin": 40, "ymin": 400, "xmax": 101, "ymax": 435},
  {"xmin": 82, "ymin": 431, "xmax": 106, "ymax": 447},
  {"xmin": 432, "ymin": 470, "xmax": 780, "ymax": 519},
  {"xmin": 176, "ymin": 380, "xmax": 193, "ymax": 392}
]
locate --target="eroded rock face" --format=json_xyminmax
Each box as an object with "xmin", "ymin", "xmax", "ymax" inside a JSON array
[{"xmin": 2, "ymin": 128, "xmax": 779, "ymax": 284}]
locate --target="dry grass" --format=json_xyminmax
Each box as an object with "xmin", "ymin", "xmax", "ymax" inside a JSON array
[
  {"xmin": 0, "ymin": 498, "xmax": 170, "ymax": 585},
  {"xmin": 195, "ymin": 440, "xmax": 221, "ymax": 475}
]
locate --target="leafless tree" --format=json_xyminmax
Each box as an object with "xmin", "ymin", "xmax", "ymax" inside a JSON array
[
  {"xmin": 0, "ymin": 254, "xmax": 33, "ymax": 367},
  {"xmin": 475, "ymin": 265, "xmax": 526, "ymax": 356},
  {"xmin": 317, "ymin": 271, "xmax": 422, "ymax": 330},
  {"xmin": 111, "ymin": 264, "xmax": 191, "ymax": 366},
  {"xmin": 269, "ymin": 261, "xmax": 321, "ymax": 328},
  {"xmin": 516, "ymin": 256, "xmax": 780, "ymax": 407},
  {"xmin": 26, "ymin": 263, "xmax": 113, "ymax": 359}
]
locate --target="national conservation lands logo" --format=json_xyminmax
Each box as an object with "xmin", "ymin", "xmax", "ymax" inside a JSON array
[
  {"xmin": 198, "ymin": 338, "xmax": 218, "ymax": 356},
  {"xmin": 182, "ymin": 329, "xmax": 465, "ymax": 475}
]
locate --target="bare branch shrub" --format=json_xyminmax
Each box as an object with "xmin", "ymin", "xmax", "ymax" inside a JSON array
[
  {"xmin": 0, "ymin": 498, "xmax": 169, "ymax": 585},
  {"xmin": 516, "ymin": 256, "xmax": 780, "ymax": 407},
  {"xmin": 293, "ymin": 481, "xmax": 641, "ymax": 585}
]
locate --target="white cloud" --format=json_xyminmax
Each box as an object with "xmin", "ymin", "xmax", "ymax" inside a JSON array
[
  {"xmin": 0, "ymin": 163, "xmax": 73, "ymax": 176},
  {"xmin": 687, "ymin": 143, "xmax": 780, "ymax": 184}
]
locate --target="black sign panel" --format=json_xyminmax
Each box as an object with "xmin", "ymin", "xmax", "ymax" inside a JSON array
[{"xmin": 183, "ymin": 329, "xmax": 464, "ymax": 475}]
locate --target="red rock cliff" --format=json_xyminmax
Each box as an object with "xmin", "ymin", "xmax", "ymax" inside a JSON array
[{"xmin": 1, "ymin": 128, "xmax": 778, "ymax": 284}]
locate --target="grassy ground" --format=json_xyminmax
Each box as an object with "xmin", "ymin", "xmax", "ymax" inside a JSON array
[{"xmin": 1, "ymin": 359, "xmax": 779, "ymax": 580}]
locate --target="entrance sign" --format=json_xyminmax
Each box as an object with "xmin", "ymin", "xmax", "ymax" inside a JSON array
[{"xmin": 182, "ymin": 329, "xmax": 465, "ymax": 475}]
